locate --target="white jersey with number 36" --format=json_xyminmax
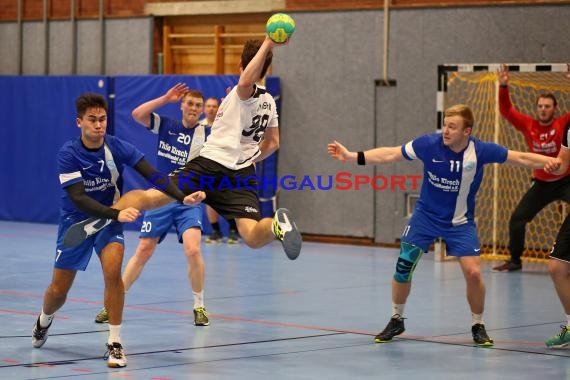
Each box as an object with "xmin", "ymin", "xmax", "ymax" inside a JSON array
[{"xmin": 199, "ymin": 85, "xmax": 278, "ymax": 170}]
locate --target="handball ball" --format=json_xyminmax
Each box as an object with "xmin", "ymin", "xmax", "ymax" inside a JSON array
[{"xmin": 266, "ymin": 13, "xmax": 295, "ymax": 43}]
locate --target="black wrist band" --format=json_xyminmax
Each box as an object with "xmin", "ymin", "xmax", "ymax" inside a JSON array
[
  {"xmin": 500, "ymin": 84, "xmax": 508, "ymax": 88},
  {"xmin": 357, "ymin": 151, "xmax": 366, "ymax": 166}
]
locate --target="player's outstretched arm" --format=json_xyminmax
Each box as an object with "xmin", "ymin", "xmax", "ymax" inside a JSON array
[
  {"xmin": 327, "ymin": 141, "xmax": 404, "ymax": 164},
  {"xmin": 506, "ymin": 150, "xmax": 562, "ymax": 170},
  {"xmin": 132, "ymin": 82, "xmax": 190, "ymax": 127},
  {"xmin": 65, "ymin": 182, "xmax": 141, "ymax": 221}
]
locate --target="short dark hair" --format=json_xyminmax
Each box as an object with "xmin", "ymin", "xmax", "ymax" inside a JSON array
[
  {"xmin": 240, "ymin": 40, "xmax": 273, "ymax": 79},
  {"xmin": 537, "ymin": 93, "xmax": 558, "ymax": 107},
  {"xmin": 76, "ymin": 93, "xmax": 108, "ymax": 118}
]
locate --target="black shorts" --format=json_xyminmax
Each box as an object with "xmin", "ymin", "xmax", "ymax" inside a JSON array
[
  {"xmin": 551, "ymin": 214, "xmax": 570, "ymax": 263},
  {"xmin": 170, "ymin": 156, "xmax": 261, "ymax": 221}
]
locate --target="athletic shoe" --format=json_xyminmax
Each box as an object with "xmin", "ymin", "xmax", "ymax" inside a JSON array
[
  {"xmin": 471, "ymin": 323, "xmax": 494, "ymax": 346},
  {"xmin": 227, "ymin": 229, "xmax": 240, "ymax": 244},
  {"xmin": 491, "ymin": 261, "xmax": 522, "ymax": 272},
  {"xmin": 545, "ymin": 325, "xmax": 570, "ymax": 348},
  {"xmin": 374, "ymin": 314, "xmax": 405, "ymax": 343},
  {"xmin": 272, "ymin": 208, "xmax": 302, "ymax": 260},
  {"xmin": 105, "ymin": 342, "xmax": 127, "ymax": 368},
  {"xmin": 193, "ymin": 307, "xmax": 210, "ymax": 326},
  {"xmin": 95, "ymin": 307, "xmax": 109, "ymax": 324},
  {"xmin": 205, "ymin": 230, "xmax": 222, "ymax": 244},
  {"xmin": 63, "ymin": 217, "xmax": 112, "ymax": 248},
  {"xmin": 32, "ymin": 317, "xmax": 52, "ymax": 348}
]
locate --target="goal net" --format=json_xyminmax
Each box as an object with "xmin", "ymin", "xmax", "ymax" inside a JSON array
[{"xmin": 438, "ymin": 64, "xmax": 570, "ymax": 262}]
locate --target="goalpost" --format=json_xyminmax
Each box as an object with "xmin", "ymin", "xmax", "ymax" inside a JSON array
[{"xmin": 437, "ymin": 63, "xmax": 570, "ymax": 263}]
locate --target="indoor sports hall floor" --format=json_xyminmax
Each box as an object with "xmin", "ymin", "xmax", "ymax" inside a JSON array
[{"xmin": 1, "ymin": 220, "xmax": 569, "ymax": 379}]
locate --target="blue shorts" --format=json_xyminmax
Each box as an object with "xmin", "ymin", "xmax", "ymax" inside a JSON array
[
  {"xmin": 140, "ymin": 203, "xmax": 203, "ymax": 243},
  {"xmin": 55, "ymin": 219, "xmax": 124, "ymax": 271},
  {"xmin": 402, "ymin": 211, "xmax": 481, "ymax": 257}
]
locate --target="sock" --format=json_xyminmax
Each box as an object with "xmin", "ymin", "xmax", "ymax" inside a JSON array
[
  {"xmin": 391, "ymin": 303, "xmax": 405, "ymax": 319},
  {"xmin": 39, "ymin": 310, "xmax": 55, "ymax": 328},
  {"xmin": 566, "ymin": 314, "xmax": 570, "ymax": 328},
  {"xmin": 228, "ymin": 219, "xmax": 238, "ymax": 232},
  {"xmin": 108, "ymin": 324, "xmax": 121, "ymax": 345},
  {"xmin": 211, "ymin": 222, "xmax": 220, "ymax": 232},
  {"xmin": 193, "ymin": 290, "xmax": 204, "ymax": 309},
  {"xmin": 472, "ymin": 313, "xmax": 484, "ymax": 326}
]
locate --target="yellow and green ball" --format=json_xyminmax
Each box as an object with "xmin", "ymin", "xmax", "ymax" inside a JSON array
[{"xmin": 266, "ymin": 13, "xmax": 295, "ymax": 44}]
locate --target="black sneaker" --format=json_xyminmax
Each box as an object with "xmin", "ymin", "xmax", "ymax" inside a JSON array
[
  {"xmin": 471, "ymin": 323, "xmax": 494, "ymax": 346},
  {"xmin": 227, "ymin": 229, "xmax": 240, "ymax": 245},
  {"xmin": 205, "ymin": 230, "xmax": 222, "ymax": 244},
  {"xmin": 374, "ymin": 315, "xmax": 405, "ymax": 343},
  {"xmin": 491, "ymin": 261, "xmax": 522, "ymax": 272},
  {"xmin": 32, "ymin": 317, "xmax": 52, "ymax": 348}
]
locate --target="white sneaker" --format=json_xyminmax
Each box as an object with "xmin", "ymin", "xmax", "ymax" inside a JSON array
[
  {"xmin": 32, "ymin": 317, "xmax": 52, "ymax": 348},
  {"xmin": 63, "ymin": 217, "xmax": 112, "ymax": 248},
  {"xmin": 105, "ymin": 342, "xmax": 127, "ymax": 368}
]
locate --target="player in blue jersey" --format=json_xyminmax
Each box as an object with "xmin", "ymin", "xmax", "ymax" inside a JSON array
[
  {"xmin": 94, "ymin": 85, "xmax": 212, "ymax": 327},
  {"xmin": 63, "ymin": 37, "xmax": 301, "ymax": 261},
  {"xmin": 31, "ymin": 93, "xmax": 198, "ymax": 368},
  {"xmin": 328, "ymin": 104, "xmax": 561, "ymax": 346}
]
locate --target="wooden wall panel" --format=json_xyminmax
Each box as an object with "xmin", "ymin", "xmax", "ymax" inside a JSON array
[{"xmin": 161, "ymin": 13, "xmax": 268, "ymax": 75}]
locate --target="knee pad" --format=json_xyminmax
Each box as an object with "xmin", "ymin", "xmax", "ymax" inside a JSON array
[{"xmin": 393, "ymin": 242, "xmax": 424, "ymax": 283}]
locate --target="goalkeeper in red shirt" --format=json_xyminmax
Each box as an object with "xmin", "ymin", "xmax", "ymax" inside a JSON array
[{"xmin": 493, "ymin": 64, "xmax": 570, "ymax": 272}]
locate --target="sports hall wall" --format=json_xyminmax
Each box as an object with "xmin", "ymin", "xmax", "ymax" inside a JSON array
[{"xmin": 1, "ymin": 5, "xmax": 569, "ymax": 243}]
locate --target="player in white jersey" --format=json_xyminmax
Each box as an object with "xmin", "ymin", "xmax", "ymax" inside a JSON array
[
  {"xmin": 328, "ymin": 104, "xmax": 561, "ymax": 346},
  {"xmin": 63, "ymin": 37, "xmax": 302, "ymax": 261},
  {"xmin": 94, "ymin": 86, "xmax": 212, "ymax": 327}
]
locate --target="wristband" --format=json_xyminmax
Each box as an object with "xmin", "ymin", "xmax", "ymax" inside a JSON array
[{"xmin": 357, "ymin": 151, "xmax": 366, "ymax": 166}]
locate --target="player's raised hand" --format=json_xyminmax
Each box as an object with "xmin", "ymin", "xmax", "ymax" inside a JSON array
[
  {"xmin": 117, "ymin": 207, "xmax": 142, "ymax": 223},
  {"xmin": 265, "ymin": 35, "xmax": 290, "ymax": 49},
  {"xmin": 327, "ymin": 141, "xmax": 352, "ymax": 162},
  {"xmin": 497, "ymin": 64, "xmax": 509, "ymax": 86},
  {"xmin": 184, "ymin": 191, "xmax": 206, "ymax": 206},
  {"xmin": 165, "ymin": 83, "xmax": 190, "ymax": 103}
]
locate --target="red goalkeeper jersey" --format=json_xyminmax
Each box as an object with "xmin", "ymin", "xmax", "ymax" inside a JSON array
[{"xmin": 499, "ymin": 85, "xmax": 570, "ymax": 181}]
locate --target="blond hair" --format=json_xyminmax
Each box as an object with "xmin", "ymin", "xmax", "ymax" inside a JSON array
[{"xmin": 444, "ymin": 104, "xmax": 474, "ymax": 129}]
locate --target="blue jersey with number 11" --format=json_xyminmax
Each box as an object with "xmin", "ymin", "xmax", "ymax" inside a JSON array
[{"xmin": 401, "ymin": 133, "xmax": 508, "ymax": 227}]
